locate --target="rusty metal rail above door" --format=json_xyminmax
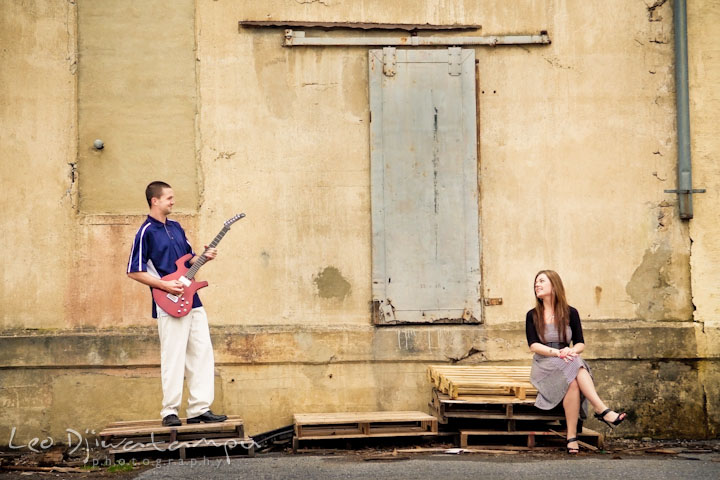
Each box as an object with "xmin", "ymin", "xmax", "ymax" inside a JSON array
[{"xmin": 283, "ymin": 29, "xmax": 551, "ymax": 47}]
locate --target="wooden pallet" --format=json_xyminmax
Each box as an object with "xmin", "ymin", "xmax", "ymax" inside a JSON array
[
  {"xmin": 459, "ymin": 428, "xmax": 604, "ymax": 450},
  {"xmin": 430, "ymin": 389, "xmax": 565, "ymax": 429},
  {"xmin": 292, "ymin": 411, "xmax": 438, "ymax": 453},
  {"xmin": 98, "ymin": 416, "xmax": 254, "ymax": 460},
  {"xmin": 428, "ymin": 365, "xmax": 533, "ymax": 385},
  {"xmin": 428, "ymin": 365, "xmax": 537, "ymax": 400}
]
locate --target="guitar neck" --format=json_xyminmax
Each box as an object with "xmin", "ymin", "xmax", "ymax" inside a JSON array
[{"xmin": 185, "ymin": 226, "xmax": 230, "ymax": 279}]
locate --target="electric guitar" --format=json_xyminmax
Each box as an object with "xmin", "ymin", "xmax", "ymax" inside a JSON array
[{"xmin": 152, "ymin": 213, "xmax": 245, "ymax": 317}]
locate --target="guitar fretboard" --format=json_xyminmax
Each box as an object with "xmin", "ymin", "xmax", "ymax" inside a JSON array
[{"xmin": 185, "ymin": 226, "xmax": 230, "ymax": 279}]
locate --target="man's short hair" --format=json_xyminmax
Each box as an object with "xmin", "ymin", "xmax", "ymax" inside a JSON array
[{"xmin": 145, "ymin": 181, "xmax": 171, "ymax": 207}]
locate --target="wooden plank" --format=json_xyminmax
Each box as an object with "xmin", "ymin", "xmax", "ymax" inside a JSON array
[
  {"xmin": 447, "ymin": 380, "xmax": 535, "ymax": 389},
  {"xmin": 298, "ymin": 427, "xmax": 437, "ymax": 440},
  {"xmin": 448, "ymin": 384, "xmax": 537, "ymax": 400},
  {"xmin": 100, "ymin": 421, "xmax": 243, "ymax": 438},
  {"xmin": 432, "ymin": 389, "xmax": 551, "ymax": 421},
  {"xmin": 429, "ymin": 365, "xmax": 532, "ymax": 371},
  {"xmin": 548, "ymin": 429, "xmax": 599, "ymax": 452},
  {"xmin": 435, "ymin": 372, "xmax": 532, "ymax": 377},
  {"xmin": 294, "ymin": 411, "xmax": 438, "ymax": 441},
  {"xmin": 428, "ymin": 366, "xmax": 533, "ymax": 388},
  {"xmin": 438, "ymin": 372, "xmax": 532, "ymax": 376},
  {"xmin": 100, "ymin": 430, "xmax": 244, "ymax": 445},
  {"xmin": 98, "ymin": 423, "xmax": 243, "ymax": 437},
  {"xmin": 441, "ymin": 412, "xmax": 563, "ymax": 421},
  {"xmin": 296, "ymin": 422, "xmax": 437, "ymax": 438},
  {"xmin": 428, "ymin": 402, "xmax": 448, "ymax": 425},
  {"xmin": 459, "ymin": 429, "xmax": 602, "ymax": 437},
  {"xmin": 437, "ymin": 393, "xmax": 536, "ymax": 404},
  {"xmin": 294, "ymin": 411, "xmax": 435, "ymax": 424},
  {"xmin": 108, "ymin": 436, "xmax": 254, "ymax": 455},
  {"xmin": 294, "ymin": 431, "xmax": 438, "ymax": 441},
  {"xmin": 429, "ymin": 369, "xmax": 532, "ymax": 379},
  {"xmin": 104, "ymin": 416, "xmax": 243, "ymax": 428},
  {"xmin": 458, "ymin": 428, "xmax": 604, "ymax": 450}
]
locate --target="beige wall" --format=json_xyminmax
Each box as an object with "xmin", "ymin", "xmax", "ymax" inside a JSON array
[
  {"xmin": 688, "ymin": 0, "xmax": 720, "ymax": 435},
  {"xmin": 0, "ymin": 0, "xmax": 77, "ymax": 330},
  {"xmin": 77, "ymin": 0, "xmax": 199, "ymax": 214},
  {"xmin": 1, "ymin": 0, "xmax": 718, "ymax": 442}
]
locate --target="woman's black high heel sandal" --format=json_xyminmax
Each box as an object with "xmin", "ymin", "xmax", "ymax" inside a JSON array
[
  {"xmin": 566, "ymin": 437, "xmax": 579, "ymax": 454},
  {"xmin": 594, "ymin": 408, "xmax": 627, "ymax": 429}
]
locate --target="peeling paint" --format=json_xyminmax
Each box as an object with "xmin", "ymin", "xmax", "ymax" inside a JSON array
[
  {"xmin": 646, "ymin": 0, "xmax": 668, "ymax": 22},
  {"xmin": 626, "ymin": 242, "xmax": 677, "ymax": 320},
  {"xmin": 214, "ymin": 151, "xmax": 236, "ymax": 161}
]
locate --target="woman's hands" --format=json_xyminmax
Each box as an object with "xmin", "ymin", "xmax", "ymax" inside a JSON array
[{"xmin": 557, "ymin": 346, "xmax": 577, "ymax": 362}]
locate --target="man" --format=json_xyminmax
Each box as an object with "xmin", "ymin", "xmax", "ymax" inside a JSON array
[{"xmin": 127, "ymin": 181, "xmax": 227, "ymax": 426}]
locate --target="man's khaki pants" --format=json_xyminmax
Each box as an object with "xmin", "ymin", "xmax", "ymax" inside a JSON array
[{"xmin": 156, "ymin": 306, "xmax": 215, "ymax": 419}]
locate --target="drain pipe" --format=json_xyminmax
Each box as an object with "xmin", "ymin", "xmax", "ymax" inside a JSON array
[{"xmin": 665, "ymin": 0, "xmax": 704, "ymax": 219}]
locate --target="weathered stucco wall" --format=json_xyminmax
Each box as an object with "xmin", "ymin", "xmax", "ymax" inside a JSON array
[
  {"xmin": 1, "ymin": 0, "xmax": 718, "ymax": 444},
  {"xmin": 0, "ymin": 0, "xmax": 77, "ymax": 330},
  {"xmin": 687, "ymin": 0, "xmax": 720, "ymax": 435},
  {"xmin": 76, "ymin": 0, "xmax": 199, "ymax": 214}
]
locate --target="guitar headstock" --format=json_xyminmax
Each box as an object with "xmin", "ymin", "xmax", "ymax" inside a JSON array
[{"xmin": 224, "ymin": 213, "xmax": 246, "ymax": 227}]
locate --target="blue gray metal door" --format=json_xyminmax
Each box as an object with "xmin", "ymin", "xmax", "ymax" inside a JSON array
[{"xmin": 369, "ymin": 47, "xmax": 481, "ymax": 324}]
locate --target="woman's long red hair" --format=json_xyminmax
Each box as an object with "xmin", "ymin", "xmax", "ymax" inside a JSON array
[{"xmin": 533, "ymin": 270, "xmax": 570, "ymax": 343}]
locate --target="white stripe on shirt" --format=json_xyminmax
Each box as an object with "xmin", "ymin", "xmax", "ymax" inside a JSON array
[{"xmin": 127, "ymin": 222, "xmax": 152, "ymax": 273}]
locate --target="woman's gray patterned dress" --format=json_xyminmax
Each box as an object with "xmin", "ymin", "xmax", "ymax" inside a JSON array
[{"xmin": 530, "ymin": 323, "xmax": 592, "ymax": 418}]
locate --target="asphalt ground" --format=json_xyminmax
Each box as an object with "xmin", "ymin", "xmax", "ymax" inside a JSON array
[
  {"xmin": 2, "ymin": 439, "xmax": 719, "ymax": 479},
  {"xmin": 133, "ymin": 451, "xmax": 720, "ymax": 480}
]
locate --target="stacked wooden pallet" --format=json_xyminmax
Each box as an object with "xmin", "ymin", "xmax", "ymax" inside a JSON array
[
  {"xmin": 98, "ymin": 416, "xmax": 255, "ymax": 461},
  {"xmin": 430, "ymin": 389, "xmax": 565, "ymax": 426},
  {"xmin": 426, "ymin": 365, "xmax": 604, "ymax": 450},
  {"xmin": 292, "ymin": 411, "xmax": 438, "ymax": 452},
  {"xmin": 428, "ymin": 365, "xmax": 537, "ymax": 400}
]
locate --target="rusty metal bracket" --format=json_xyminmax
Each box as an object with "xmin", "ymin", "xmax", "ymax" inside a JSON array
[
  {"xmin": 382, "ymin": 47, "xmax": 397, "ymax": 77},
  {"xmin": 664, "ymin": 188, "xmax": 706, "ymax": 194},
  {"xmin": 448, "ymin": 47, "xmax": 462, "ymax": 76},
  {"xmin": 379, "ymin": 299, "xmax": 395, "ymax": 320},
  {"xmin": 483, "ymin": 298, "xmax": 503, "ymax": 306}
]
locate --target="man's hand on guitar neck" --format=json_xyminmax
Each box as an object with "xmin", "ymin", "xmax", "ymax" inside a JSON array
[{"xmin": 198, "ymin": 245, "xmax": 217, "ymax": 263}]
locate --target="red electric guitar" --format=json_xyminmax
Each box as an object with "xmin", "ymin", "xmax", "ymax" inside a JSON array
[{"xmin": 152, "ymin": 213, "xmax": 245, "ymax": 317}]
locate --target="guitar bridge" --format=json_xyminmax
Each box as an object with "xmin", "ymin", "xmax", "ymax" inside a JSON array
[{"xmin": 166, "ymin": 293, "xmax": 180, "ymax": 303}]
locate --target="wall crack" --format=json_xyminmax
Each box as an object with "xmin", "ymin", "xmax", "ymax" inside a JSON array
[
  {"xmin": 646, "ymin": 0, "xmax": 668, "ymax": 22},
  {"xmin": 446, "ymin": 347, "xmax": 485, "ymax": 364}
]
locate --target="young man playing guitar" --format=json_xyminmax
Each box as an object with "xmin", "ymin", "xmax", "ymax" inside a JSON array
[{"xmin": 127, "ymin": 181, "xmax": 227, "ymax": 427}]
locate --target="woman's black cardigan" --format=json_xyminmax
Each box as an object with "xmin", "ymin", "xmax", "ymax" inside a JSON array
[{"xmin": 525, "ymin": 306, "xmax": 585, "ymax": 347}]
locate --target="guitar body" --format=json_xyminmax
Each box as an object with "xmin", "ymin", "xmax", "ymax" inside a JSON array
[{"xmin": 152, "ymin": 254, "xmax": 209, "ymax": 318}]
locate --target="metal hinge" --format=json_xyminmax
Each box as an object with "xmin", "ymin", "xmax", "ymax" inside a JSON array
[
  {"xmin": 382, "ymin": 47, "xmax": 396, "ymax": 77},
  {"xmin": 448, "ymin": 47, "xmax": 462, "ymax": 76},
  {"xmin": 379, "ymin": 299, "xmax": 395, "ymax": 320}
]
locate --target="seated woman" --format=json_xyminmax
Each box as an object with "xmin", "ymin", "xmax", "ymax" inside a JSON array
[{"xmin": 526, "ymin": 270, "xmax": 627, "ymax": 454}]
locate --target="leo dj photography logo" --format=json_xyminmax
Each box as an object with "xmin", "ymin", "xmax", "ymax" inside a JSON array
[{"xmin": 8, "ymin": 427, "xmax": 259, "ymax": 464}]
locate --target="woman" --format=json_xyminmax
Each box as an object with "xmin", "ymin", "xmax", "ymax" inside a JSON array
[{"xmin": 526, "ymin": 270, "xmax": 627, "ymax": 454}]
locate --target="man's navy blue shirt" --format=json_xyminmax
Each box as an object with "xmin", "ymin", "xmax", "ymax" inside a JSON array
[{"xmin": 127, "ymin": 215, "xmax": 203, "ymax": 318}]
